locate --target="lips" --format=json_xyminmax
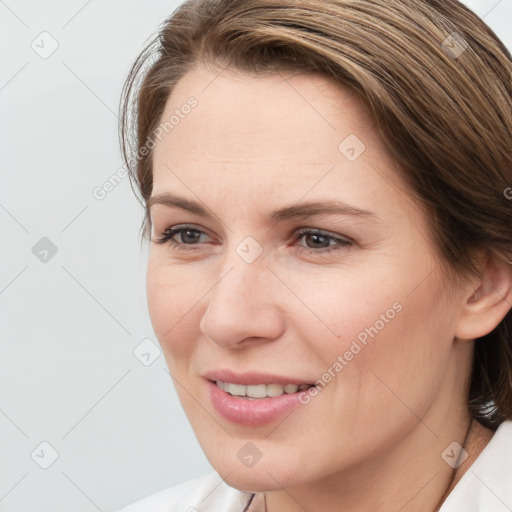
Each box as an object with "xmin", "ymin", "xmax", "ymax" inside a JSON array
[{"xmin": 203, "ymin": 369, "xmax": 317, "ymax": 426}]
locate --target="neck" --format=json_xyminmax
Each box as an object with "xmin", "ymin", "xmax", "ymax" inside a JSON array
[{"xmin": 439, "ymin": 418, "xmax": 494, "ymax": 503}]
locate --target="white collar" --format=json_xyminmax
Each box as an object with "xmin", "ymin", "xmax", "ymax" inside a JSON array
[{"xmin": 439, "ymin": 419, "xmax": 512, "ymax": 511}]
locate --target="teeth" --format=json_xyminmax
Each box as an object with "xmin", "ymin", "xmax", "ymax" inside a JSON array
[
  {"xmin": 216, "ymin": 380, "xmax": 310, "ymax": 398},
  {"xmin": 227, "ymin": 383, "xmax": 246, "ymax": 396},
  {"xmin": 266, "ymin": 384, "xmax": 284, "ymax": 397},
  {"xmin": 246, "ymin": 384, "xmax": 267, "ymax": 398}
]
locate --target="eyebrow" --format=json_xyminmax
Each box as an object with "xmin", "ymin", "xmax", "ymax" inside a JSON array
[{"xmin": 148, "ymin": 192, "xmax": 377, "ymax": 223}]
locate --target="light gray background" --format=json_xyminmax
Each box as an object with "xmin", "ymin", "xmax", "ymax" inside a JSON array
[{"xmin": 1, "ymin": 1, "xmax": 511, "ymax": 511}]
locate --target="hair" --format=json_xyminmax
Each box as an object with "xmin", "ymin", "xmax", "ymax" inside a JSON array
[{"xmin": 120, "ymin": 0, "xmax": 512, "ymax": 430}]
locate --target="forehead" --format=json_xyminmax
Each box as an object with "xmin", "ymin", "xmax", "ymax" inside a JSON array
[
  {"xmin": 150, "ymin": 65, "xmax": 414, "ymax": 224},
  {"xmin": 154, "ymin": 66, "xmax": 379, "ymax": 165}
]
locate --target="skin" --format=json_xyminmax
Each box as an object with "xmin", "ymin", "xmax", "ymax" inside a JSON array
[{"xmin": 146, "ymin": 64, "xmax": 512, "ymax": 512}]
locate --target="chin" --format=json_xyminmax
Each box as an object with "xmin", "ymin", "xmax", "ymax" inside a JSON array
[
  {"xmin": 206, "ymin": 452, "xmax": 305, "ymax": 493},
  {"xmin": 221, "ymin": 467, "xmax": 291, "ymax": 493}
]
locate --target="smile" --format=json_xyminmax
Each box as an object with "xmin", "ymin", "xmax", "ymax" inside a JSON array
[
  {"xmin": 215, "ymin": 380, "xmax": 314, "ymax": 399},
  {"xmin": 206, "ymin": 377, "xmax": 318, "ymax": 426}
]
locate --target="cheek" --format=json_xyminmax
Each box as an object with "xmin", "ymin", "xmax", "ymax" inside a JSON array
[
  {"xmin": 280, "ymin": 267, "xmax": 403, "ymax": 359},
  {"xmin": 368, "ymin": 298, "xmax": 454, "ymax": 428},
  {"xmin": 286, "ymin": 266, "xmax": 455, "ymax": 415},
  {"xmin": 146, "ymin": 256, "xmax": 202, "ymax": 363}
]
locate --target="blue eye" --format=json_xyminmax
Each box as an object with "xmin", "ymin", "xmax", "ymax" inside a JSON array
[{"xmin": 154, "ymin": 225, "xmax": 353, "ymax": 256}]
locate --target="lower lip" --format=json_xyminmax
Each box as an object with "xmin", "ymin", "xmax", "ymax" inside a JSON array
[{"xmin": 207, "ymin": 380, "xmax": 307, "ymax": 426}]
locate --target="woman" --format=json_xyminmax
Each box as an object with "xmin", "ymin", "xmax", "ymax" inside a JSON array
[{"xmin": 118, "ymin": 0, "xmax": 512, "ymax": 510}]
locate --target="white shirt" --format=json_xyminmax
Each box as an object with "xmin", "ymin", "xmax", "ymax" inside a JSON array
[{"xmin": 118, "ymin": 420, "xmax": 512, "ymax": 512}]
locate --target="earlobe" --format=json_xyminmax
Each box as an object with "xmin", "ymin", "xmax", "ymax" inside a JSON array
[{"xmin": 455, "ymin": 252, "xmax": 512, "ymax": 340}]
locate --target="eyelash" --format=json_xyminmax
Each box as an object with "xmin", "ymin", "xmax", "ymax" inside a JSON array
[{"xmin": 154, "ymin": 224, "xmax": 353, "ymax": 256}]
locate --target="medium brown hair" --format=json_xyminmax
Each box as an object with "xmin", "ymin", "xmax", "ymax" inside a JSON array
[{"xmin": 120, "ymin": 0, "xmax": 512, "ymax": 429}]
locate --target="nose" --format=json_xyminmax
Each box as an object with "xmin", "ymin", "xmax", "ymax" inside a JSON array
[{"xmin": 199, "ymin": 253, "xmax": 286, "ymax": 349}]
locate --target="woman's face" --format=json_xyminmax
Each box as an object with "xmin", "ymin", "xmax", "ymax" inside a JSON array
[{"xmin": 147, "ymin": 65, "xmax": 472, "ymax": 491}]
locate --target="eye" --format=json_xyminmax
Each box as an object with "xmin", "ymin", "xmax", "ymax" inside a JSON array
[
  {"xmin": 154, "ymin": 224, "xmax": 212, "ymax": 251},
  {"xmin": 154, "ymin": 224, "xmax": 353, "ymax": 256},
  {"xmin": 292, "ymin": 228, "xmax": 353, "ymax": 256}
]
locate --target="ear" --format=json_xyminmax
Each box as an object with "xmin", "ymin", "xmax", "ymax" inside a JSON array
[{"xmin": 455, "ymin": 251, "xmax": 512, "ymax": 340}]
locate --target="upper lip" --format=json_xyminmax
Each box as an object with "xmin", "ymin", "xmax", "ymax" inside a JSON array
[{"xmin": 203, "ymin": 369, "xmax": 315, "ymax": 386}]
